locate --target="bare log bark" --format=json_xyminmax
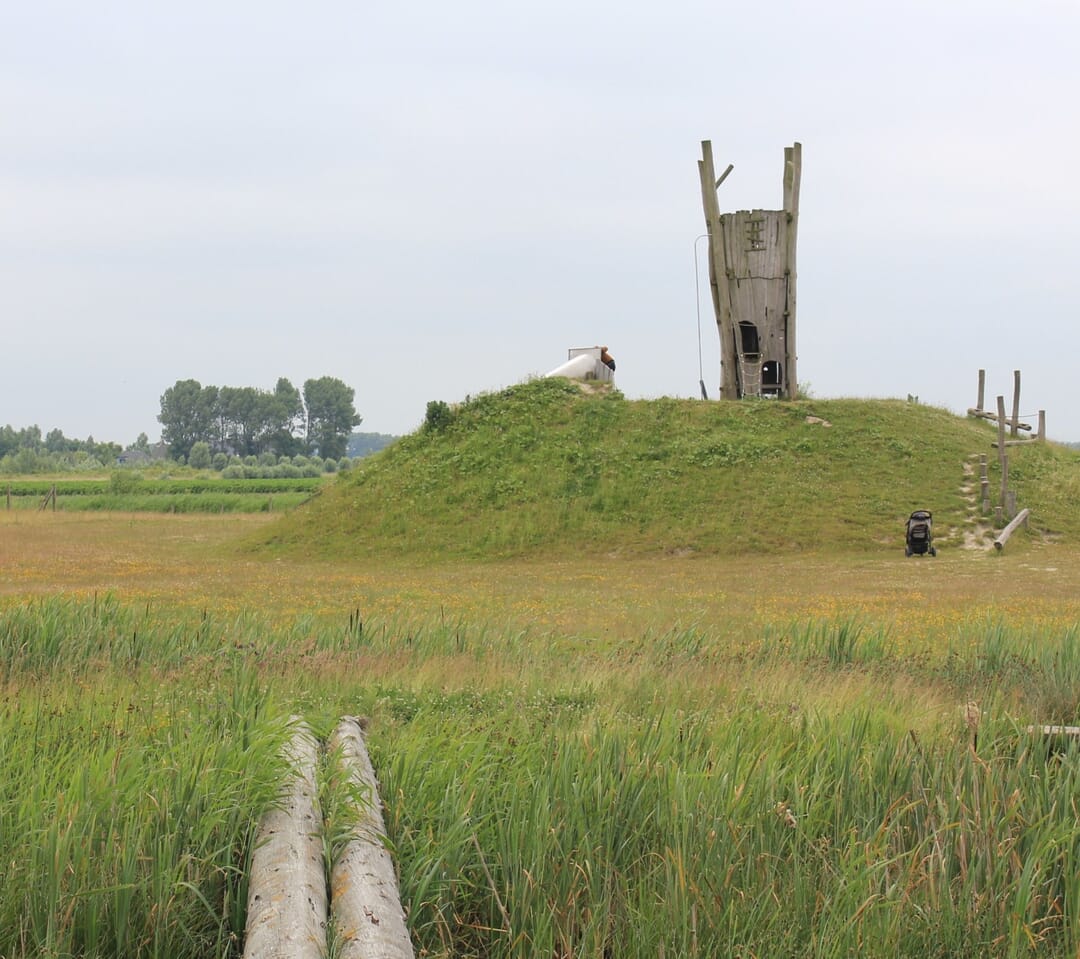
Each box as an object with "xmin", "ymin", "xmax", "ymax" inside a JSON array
[
  {"xmin": 243, "ymin": 722, "xmax": 327, "ymax": 959},
  {"xmin": 329, "ymin": 717, "xmax": 415, "ymax": 959},
  {"xmin": 993, "ymin": 508, "xmax": 1031, "ymax": 551}
]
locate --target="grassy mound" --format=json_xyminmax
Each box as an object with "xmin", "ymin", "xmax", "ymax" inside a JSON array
[{"xmin": 253, "ymin": 378, "xmax": 1080, "ymax": 560}]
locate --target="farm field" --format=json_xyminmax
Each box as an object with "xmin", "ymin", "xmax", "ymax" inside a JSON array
[
  {"xmin": 5, "ymin": 507, "xmax": 1080, "ymax": 958},
  {"xmin": 4, "ymin": 509, "xmax": 1079, "ymax": 640},
  {"xmin": 1, "ymin": 476, "xmax": 322, "ymax": 514}
]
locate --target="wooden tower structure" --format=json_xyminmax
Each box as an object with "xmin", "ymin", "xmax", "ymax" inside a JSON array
[{"xmin": 698, "ymin": 141, "xmax": 802, "ymax": 399}]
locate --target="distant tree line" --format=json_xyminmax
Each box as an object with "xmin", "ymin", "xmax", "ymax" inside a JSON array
[
  {"xmin": 347, "ymin": 432, "xmax": 398, "ymax": 458},
  {"xmin": 0, "ymin": 425, "xmax": 121, "ymax": 474},
  {"xmin": 158, "ymin": 376, "xmax": 361, "ymax": 463}
]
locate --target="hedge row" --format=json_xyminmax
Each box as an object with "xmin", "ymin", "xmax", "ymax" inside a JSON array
[{"xmin": 3, "ymin": 478, "xmax": 324, "ymax": 497}]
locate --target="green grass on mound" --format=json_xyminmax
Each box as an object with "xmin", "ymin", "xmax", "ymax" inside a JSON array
[{"xmin": 252, "ymin": 378, "xmax": 1080, "ymax": 560}]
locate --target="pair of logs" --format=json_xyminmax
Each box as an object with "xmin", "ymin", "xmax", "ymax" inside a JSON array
[{"xmin": 242, "ymin": 717, "xmax": 413, "ymax": 959}]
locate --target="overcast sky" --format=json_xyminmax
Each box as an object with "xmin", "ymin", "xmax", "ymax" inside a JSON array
[{"xmin": 2, "ymin": 0, "xmax": 1078, "ymax": 445}]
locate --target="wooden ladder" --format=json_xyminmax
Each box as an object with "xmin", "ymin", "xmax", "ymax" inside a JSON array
[{"xmin": 738, "ymin": 354, "xmax": 762, "ymax": 398}]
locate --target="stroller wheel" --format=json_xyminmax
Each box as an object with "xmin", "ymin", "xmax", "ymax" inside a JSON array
[
  {"xmin": 905, "ymin": 546, "xmax": 912, "ymax": 557},
  {"xmin": 930, "ymin": 547, "xmax": 937, "ymax": 557}
]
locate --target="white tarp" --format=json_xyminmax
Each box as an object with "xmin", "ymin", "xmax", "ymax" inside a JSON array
[{"xmin": 544, "ymin": 347, "xmax": 614, "ymax": 382}]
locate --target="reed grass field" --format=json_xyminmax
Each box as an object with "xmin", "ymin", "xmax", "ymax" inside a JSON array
[{"xmin": 5, "ymin": 387, "xmax": 1080, "ymax": 958}]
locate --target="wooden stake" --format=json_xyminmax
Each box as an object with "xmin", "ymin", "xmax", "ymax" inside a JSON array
[
  {"xmin": 1038, "ymin": 410, "xmax": 1046, "ymax": 441},
  {"xmin": 976, "ymin": 369, "xmax": 985, "ymax": 411},
  {"xmin": 996, "ymin": 396, "xmax": 1007, "ymax": 508},
  {"xmin": 979, "ymin": 455, "xmax": 989, "ymax": 514},
  {"xmin": 1011, "ymin": 370, "xmax": 1021, "ymax": 438}
]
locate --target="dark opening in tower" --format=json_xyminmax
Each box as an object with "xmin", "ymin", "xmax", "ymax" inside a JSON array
[
  {"xmin": 762, "ymin": 360, "xmax": 783, "ymax": 394},
  {"xmin": 738, "ymin": 321, "xmax": 760, "ymax": 356}
]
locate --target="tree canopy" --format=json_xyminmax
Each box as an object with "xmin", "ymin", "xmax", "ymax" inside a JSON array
[
  {"xmin": 303, "ymin": 377, "xmax": 362, "ymax": 461},
  {"xmin": 157, "ymin": 377, "xmax": 361, "ymax": 462},
  {"xmin": 0, "ymin": 424, "xmax": 121, "ymax": 474}
]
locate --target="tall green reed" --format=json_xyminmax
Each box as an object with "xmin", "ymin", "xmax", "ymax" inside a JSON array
[{"xmin": 0, "ymin": 666, "xmax": 288, "ymax": 958}]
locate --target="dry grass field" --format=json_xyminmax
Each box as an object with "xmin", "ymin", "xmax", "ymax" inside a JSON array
[{"xmin": 3, "ymin": 509, "xmax": 1078, "ymax": 647}]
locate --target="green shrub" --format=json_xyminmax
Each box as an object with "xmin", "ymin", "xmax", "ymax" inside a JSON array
[
  {"xmin": 109, "ymin": 470, "xmax": 142, "ymax": 494},
  {"xmin": 188, "ymin": 441, "xmax": 212, "ymax": 470},
  {"xmin": 424, "ymin": 400, "xmax": 454, "ymax": 432}
]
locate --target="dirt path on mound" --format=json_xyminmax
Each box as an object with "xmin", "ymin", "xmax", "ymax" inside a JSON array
[{"xmin": 959, "ymin": 454, "xmax": 996, "ymax": 550}]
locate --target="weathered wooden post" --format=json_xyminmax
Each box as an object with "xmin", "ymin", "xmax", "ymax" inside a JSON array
[
  {"xmin": 698, "ymin": 140, "xmax": 801, "ymax": 400},
  {"xmin": 979, "ymin": 455, "xmax": 989, "ymax": 514},
  {"xmin": 995, "ymin": 395, "xmax": 1010, "ymax": 524},
  {"xmin": 698, "ymin": 142, "xmax": 736, "ymax": 399},
  {"xmin": 1005, "ymin": 490, "xmax": 1017, "ymax": 520},
  {"xmin": 1038, "ymin": 410, "xmax": 1046, "ymax": 442},
  {"xmin": 1011, "ymin": 371, "xmax": 1021, "ymax": 438},
  {"xmin": 976, "ymin": 369, "xmax": 985, "ymax": 412}
]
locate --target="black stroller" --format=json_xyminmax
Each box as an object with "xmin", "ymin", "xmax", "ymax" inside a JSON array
[{"xmin": 905, "ymin": 510, "xmax": 936, "ymax": 557}]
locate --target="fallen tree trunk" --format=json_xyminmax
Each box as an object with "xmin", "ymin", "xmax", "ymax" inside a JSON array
[
  {"xmin": 994, "ymin": 508, "xmax": 1031, "ymax": 552},
  {"xmin": 243, "ymin": 722, "xmax": 327, "ymax": 959},
  {"xmin": 329, "ymin": 717, "xmax": 415, "ymax": 959}
]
